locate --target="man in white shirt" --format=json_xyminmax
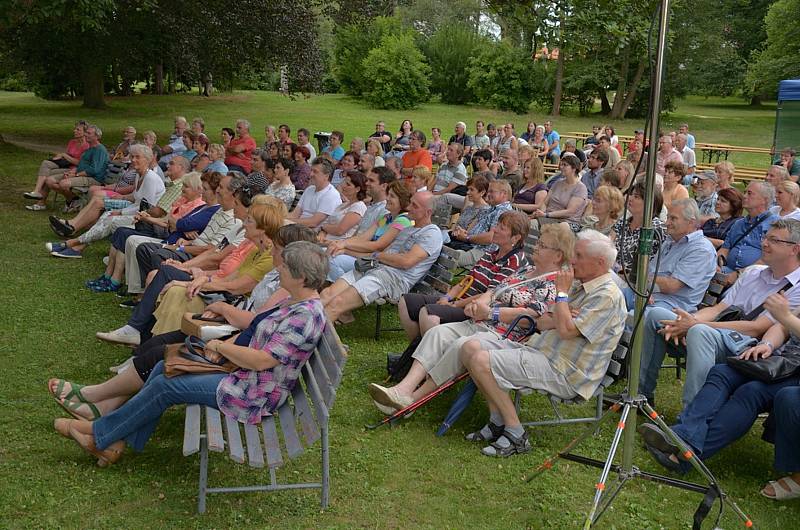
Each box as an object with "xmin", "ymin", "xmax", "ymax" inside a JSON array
[
  {"xmin": 675, "ymin": 133, "xmax": 696, "ymax": 185},
  {"xmin": 288, "ymin": 158, "xmax": 342, "ymax": 229},
  {"xmin": 297, "ymin": 128, "xmax": 317, "ymax": 161}
]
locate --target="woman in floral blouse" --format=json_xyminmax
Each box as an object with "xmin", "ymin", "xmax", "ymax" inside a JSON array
[
  {"xmin": 51, "ymin": 241, "xmax": 328, "ymax": 466},
  {"xmin": 612, "ymin": 181, "xmax": 664, "ymax": 283}
]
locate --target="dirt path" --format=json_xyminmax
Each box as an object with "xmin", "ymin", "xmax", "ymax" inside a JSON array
[{"xmin": 0, "ymin": 134, "xmax": 61, "ymax": 154}]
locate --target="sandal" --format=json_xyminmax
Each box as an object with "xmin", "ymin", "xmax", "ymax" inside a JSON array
[
  {"xmin": 465, "ymin": 421, "xmax": 505, "ymax": 443},
  {"xmin": 68, "ymin": 425, "xmax": 124, "ymax": 467},
  {"xmin": 761, "ymin": 476, "xmax": 800, "ymax": 500},
  {"xmin": 47, "ymin": 378, "xmax": 101, "ymax": 421},
  {"xmin": 481, "ymin": 429, "xmax": 531, "ymax": 457}
]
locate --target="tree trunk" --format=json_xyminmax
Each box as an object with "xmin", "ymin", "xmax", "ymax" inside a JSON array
[
  {"xmin": 551, "ymin": 13, "xmax": 565, "ymax": 116},
  {"xmin": 609, "ymin": 51, "xmax": 630, "ymax": 117},
  {"xmin": 600, "ymin": 90, "xmax": 612, "ymax": 114},
  {"xmin": 154, "ymin": 63, "xmax": 164, "ymax": 95},
  {"xmin": 749, "ymin": 95, "xmax": 762, "ymax": 106},
  {"xmin": 81, "ymin": 63, "xmax": 106, "ymax": 109},
  {"xmin": 617, "ymin": 60, "xmax": 647, "ymax": 119}
]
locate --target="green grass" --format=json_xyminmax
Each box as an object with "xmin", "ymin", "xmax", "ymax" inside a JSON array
[{"xmin": 0, "ymin": 91, "xmax": 797, "ymax": 529}]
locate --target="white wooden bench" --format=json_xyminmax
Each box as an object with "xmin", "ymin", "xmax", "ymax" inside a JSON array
[{"xmin": 182, "ymin": 323, "xmax": 348, "ymax": 513}]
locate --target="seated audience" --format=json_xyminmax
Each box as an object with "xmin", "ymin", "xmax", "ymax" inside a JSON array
[
  {"xmin": 612, "ymin": 181, "xmax": 665, "ymax": 283},
  {"xmin": 543, "ymin": 120, "xmax": 561, "ymax": 164},
  {"xmin": 449, "ymin": 180, "xmax": 513, "ymax": 268},
  {"xmin": 400, "ymin": 131, "xmax": 432, "ymax": 178},
  {"xmin": 265, "ymin": 157, "xmax": 296, "ymax": 209},
  {"xmin": 204, "ymin": 143, "xmax": 229, "ymax": 174},
  {"xmin": 773, "ymin": 147, "xmax": 800, "ymax": 180},
  {"xmin": 158, "ymin": 116, "xmax": 189, "ymax": 168},
  {"xmin": 287, "ymin": 158, "xmax": 342, "ymax": 229},
  {"xmin": 445, "ymin": 174, "xmax": 490, "ymax": 241},
  {"xmin": 767, "ymin": 164, "xmax": 791, "ymax": 189},
  {"xmin": 321, "ymin": 191, "xmax": 442, "ymax": 323},
  {"xmin": 371, "ymin": 222, "xmax": 573, "ymax": 416},
  {"xmin": 702, "ymin": 187, "xmax": 744, "ymax": 249},
  {"xmin": 428, "ymin": 127, "xmax": 445, "ymax": 164},
  {"xmin": 291, "ymin": 145, "xmax": 312, "ymax": 189},
  {"xmin": 499, "ymin": 149, "xmax": 523, "ymax": 195},
  {"xmin": 561, "ymin": 138, "xmax": 586, "ymax": 167},
  {"xmin": 512, "ymin": 157, "xmax": 548, "ymax": 214},
  {"xmin": 49, "ymin": 145, "xmax": 165, "ymax": 259},
  {"xmin": 411, "ymin": 166, "xmax": 434, "ymax": 193},
  {"xmin": 693, "ymin": 170, "xmax": 719, "ymax": 224},
  {"xmin": 655, "ymin": 135, "xmax": 683, "ymax": 176},
  {"xmin": 323, "ymin": 130, "xmax": 346, "ymax": 161},
  {"xmin": 579, "ymin": 148, "xmax": 609, "ymax": 198},
  {"xmin": 331, "ymin": 150, "xmax": 359, "ymax": 188},
  {"xmin": 51, "ymin": 241, "xmax": 328, "ymax": 466},
  {"xmin": 24, "ymin": 120, "xmax": 89, "ymax": 210},
  {"xmin": 432, "ymin": 143, "xmax": 469, "ymax": 207},
  {"xmin": 365, "ymin": 139, "xmax": 386, "ymax": 168},
  {"xmin": 296, "ymin": 128, "xmax": 316, "ymax": 161},
  {"xmin": 327, "ymin": 180, "xmax": 411, "ymax": 282},
  {"xmin": 368, "ymin": 121, "xmax": 392, "ymax": 154},
  {"xmin": 770, "ymin": 180, "xmax": 800, "ymax": 221},
  {"xmin": 714, "ymin": 161, "xmax": 735, "ymax": 190},
  {"xmin": 533, "ymin": 154, "xmax": 588, "ymax": 228},
  {"xmin": 43, "ymin": 124, "xmax": 110, "ymax": 212},
  {"xmin": 580, "ymin": 185, "xmax": 624, "ymax": 236},
  {"xmin": 224, "ymin": 119, "xmax": 257, "ymax": 174},
  {"xmin": 639, "ymin": 219, "xmax": 800, "ymax": 407},
  {"xmin": 318, "ymin": 170, "xmax": 368, "ymax": 242}
]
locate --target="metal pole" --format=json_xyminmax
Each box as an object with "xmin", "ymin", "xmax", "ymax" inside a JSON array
[{"xmin": 622, "ymin": 0, "xmax": 671, "ymax": 471}]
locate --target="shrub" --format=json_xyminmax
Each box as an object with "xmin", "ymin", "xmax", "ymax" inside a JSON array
[
  {"xmin": 467, "ymin": 42, "xmax": 535, "ymax": 114},
  {"xmin": 362, "ymin": 33, "xmax": 431, "ymax": 110},
  {"xmin": 332, "ymin": 17, "xmax": 404, "ymax": 96},
  {"xmin": 422, "ymin": 23, "xmax": 487, "ymax": 105}
]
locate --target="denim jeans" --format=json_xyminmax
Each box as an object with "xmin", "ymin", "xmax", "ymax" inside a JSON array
[
  {"xmin": 683, "ymin": 324, "xmax": 738, "ymax": 407},
  {"xmin": 128, "ymin": 265, "xmax": 192, "ymax": 339},
  {"xmin": 93, "ymin": 361, "xmax": 224, "ymax": 452},
  {"xmin": 638, "ymin": 306, "xmax": 678, "ymax": 402},
  {"xmin": 328, "ymin": 254, "xmax": 356, "ymax": 282},
  {"xmin": 671, "ymin": 364, "xmax": 800, "ymax": 462},
  {"xmin": 774, "ymin": 386, "xmax": 800, "ymax": 472}
]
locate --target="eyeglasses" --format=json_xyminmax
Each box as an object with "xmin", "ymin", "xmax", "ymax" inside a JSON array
[
  {"xmin": 534, "ymin": 241, "xmax": 559, "ymax": 251},
  {"xmin": 764, "ymin": 236, "xmax": 797, "ymax": 246}
]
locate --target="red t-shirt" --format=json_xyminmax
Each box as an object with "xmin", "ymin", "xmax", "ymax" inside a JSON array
[
  {"xmin": 225, "ymin": 135, "xmax": 257, "ymax": 173},
  {"xmin": 402, "ymin": 148, "xmax": 433, "ymax": 171}
]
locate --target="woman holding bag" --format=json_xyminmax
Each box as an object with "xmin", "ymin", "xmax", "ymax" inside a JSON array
[{"xmin": 50, "ymin": 241, "xmax": 329, "ymax": 466}]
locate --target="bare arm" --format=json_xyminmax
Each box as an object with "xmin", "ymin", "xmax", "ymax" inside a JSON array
[{"xmin": 376, "ymin": 244, "xmax": 429, "ymax": 270}]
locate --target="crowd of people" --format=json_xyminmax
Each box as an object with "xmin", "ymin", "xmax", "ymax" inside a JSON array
[{"xmin": 30, "ymin": 115, "xmax": 800, "ymax": 502}]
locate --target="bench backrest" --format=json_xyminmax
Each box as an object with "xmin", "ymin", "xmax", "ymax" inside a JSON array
[
  {"xmin": 412, "ymin": 246, "xmax": 459, "ymax": 297},
  {"xmin": 432, "ymin": 200, "xmax": 453, "ymax": 229}
]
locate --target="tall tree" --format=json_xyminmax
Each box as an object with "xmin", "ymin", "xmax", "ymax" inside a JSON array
[{"xmin": 744, "ymin": 0, "xmax": 800, "ymax": 101}]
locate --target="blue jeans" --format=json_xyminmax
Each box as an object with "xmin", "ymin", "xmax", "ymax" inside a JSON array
[
  {"xmin": 92, "ymin": 361, "xmax": 224, "ymax": 452},
  {"xmin": 775, "ymin": 386, "xmax": 800, "ymax": 472},
  {"xmin": 683, "ymin": 324, "xmax": 739, "ymax": 407},
  {"xmin": 328, "ymin": 254, "xmax": 356, "ymax": 282},
  {"xmin": 671, "ymin": 364, "xmax": 800, "ymax": 462},
  {"xmin": 639, "ymin": 306, "xmax": 678, "ymax": 402}
]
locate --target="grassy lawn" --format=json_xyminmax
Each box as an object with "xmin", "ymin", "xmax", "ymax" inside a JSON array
[{"xmin": 0, "ymin": 91, "xmax": 796, "ymax": 529}]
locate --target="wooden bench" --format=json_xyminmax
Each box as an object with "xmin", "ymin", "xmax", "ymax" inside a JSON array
[
  {"xmin": 373, "ymin": 246, "xmax": 460, "ymax": 339},
  {"xmin": 182, "ymin": 323, "xmax": 347, "ymax": 513}
]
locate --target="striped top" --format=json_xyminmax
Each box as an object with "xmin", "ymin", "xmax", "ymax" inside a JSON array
[
  {"xmin": 216, "ymin": 299, "xmax": 326, "ymax": 424},
  {"xmin": 526, "ymin": 273, "xmax": 626, "ymax": 400},
  {"xmin": 464, "ymin": 247, "xmax": 529, "ymax": 299},
  {"xmin": 194, "ymin": 208, "xmax": 240, "ymax": 247}
]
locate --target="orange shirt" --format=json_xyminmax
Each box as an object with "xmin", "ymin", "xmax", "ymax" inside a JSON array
[{"xmin": 402, "ymin": 148, "xmax": 433, "ymax": 171}]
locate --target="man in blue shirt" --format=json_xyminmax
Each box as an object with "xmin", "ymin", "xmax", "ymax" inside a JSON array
[
  {"xmin": 718, "ymin": 181, "xmax": 778, "ymax": 283},
  {"xmin": 543, "ymin": 120, "xmax": 561, "ymax": 164}
]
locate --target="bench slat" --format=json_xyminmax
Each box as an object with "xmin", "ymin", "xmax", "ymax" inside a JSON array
[
  {"xmin": 278, "ymin": 401, "xmax": 304, "ymax": 459},
  {"xmin": 302, "ymin": 362, "xmax": 330, "ymax": 423},
  {"xmin": 206, "ymin": 407, "xmax": 225, "ymax": 452},
  {"xmin": 183, "ymin": 405, "xmax": 201, "ymax": 456},
  {"xmin": 310, "ymin": 353, "xmax": 334, "ymax": 406},
  {"xmin": 260, "ymin": 415, "xmax": 284, "ymax": 469},
  {"xmin": 244, "ymin": 423, "xmax": 265, "ymax": 468},
  {"xmin": 224, "ymin": 415, "xmax": 246, "ymax": 464},
  {"xmin": 292, "ymin": 383, "xmax": 321, "ymax": 445},
  {"xmin": 322, "ymin": 324, "xmax": 347, "ymax": 370},
  {"xmin": 317, "ymin": 336, "xmax": 343, "ymax": 389}
]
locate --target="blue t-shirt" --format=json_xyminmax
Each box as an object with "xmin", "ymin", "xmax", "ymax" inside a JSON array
[
  {"xmin": 545, "ymin": 131, "xmax": 561, "ymax": 156},
  {"xmin": 721, "ymin": 212, "xmax": 778, "ymax": 271},
  {"xmin": 324, "ymin": 145, "xmax": 345, "ymax": 161}
]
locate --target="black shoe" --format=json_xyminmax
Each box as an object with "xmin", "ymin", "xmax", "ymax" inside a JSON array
[
  {"xmin": 637, "ymin": 423, "xmax": 679, "ymax": 455},
  {"xmin": 119, "ymin": 299, "xmax": 139, "ymax": 309},
  {"xmin": 645, "ymin": 443, "xmax": 689, "ymax": 475},
  {"xmin": 48, "ymin": 216, "xmax": 74, "ymax": 238}
]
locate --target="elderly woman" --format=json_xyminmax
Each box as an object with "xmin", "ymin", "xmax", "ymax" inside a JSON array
[
  {"xmin": 714, "ymin": 161, "xmax": 735, "ymax": 190},
  {"xmin": 87, "ymin": 172, "xmax": 215, "ymax": 293},
  {"xmin": 204, "ymin": 143, "xmax": 228, "ymax": 174},
  {"xmin": 532, "ymin": 154, "xmax": 588, "ymax": 227},
  {"xmin": 49, "ymin": 144, "xmax": 165, "ymax": 259},
  {"xmin": 581, "ymin": 185, "xmax": 624, "ymax": 235},
  {"xmin": 528, "ymin": 125, "xmax": 549, "ymax": 159},
  {"xmin": 770, "ymin": 180, "xmax": 800, "ymax": 221},
  {"xmin": 319, "ymin": 170, "xmax": 368, "ymax": 242},
  {"xmin": 366, "ymin": 139, "xmax": 386, "ymax": 168},
  {"xmin": 47, "ymin": 225, "xmax": 321, "ymax": 421},
  {"xmin": 326, "ymin": 180, "xmax": 412, "ymax": 283},
  {"xmin": 513, "ymin": 157, "xmax": 548, "ymax": 213},
  {"xmin": 613, "ymin": 181, "xmax": 664, "ymax": 282},
  {"xmin": 291, "ymin": 145, "xmax": 313, "ymax": 189},
  {"xmin": 51, "ymin": 240, "xmax": 328, "ymax": 466},
  {"xmin": 702, "ymin": 187, "xmax": 744, "ymax": 248},
  {"xmin": 369, "ymin": 222, "xmax": 575, "ymax": 413},
  {"xmin": 267, "ymin": 157, "xmax": 297, "ymax": 209},
  {"xmin": 25, "ymin": 121, "xmax": 89, "ymax": 209},
  {"xmin": 97, "ymin": 193, "xmax": 285, "ymax": 344},
  {"xmin": 189, "ymin": 133, "xmax": 211, "ymax": 172},
  {"xmin": 398, "ymin": 210, "xmax": 530, "ymax": 345}
]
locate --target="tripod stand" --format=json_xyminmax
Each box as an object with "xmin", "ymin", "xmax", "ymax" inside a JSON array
[{"xmin": 526, "ymin": 393, "xmax": 754, "ymax": 529}]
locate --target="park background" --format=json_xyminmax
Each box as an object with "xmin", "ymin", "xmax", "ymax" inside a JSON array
[{"xmin": 1, "ymin": 0, "xmax": 800, "ymax": 528}]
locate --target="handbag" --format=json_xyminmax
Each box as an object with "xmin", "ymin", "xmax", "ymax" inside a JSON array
[
  {"xmin": 50, "ymin": 157, "xmax": 72, "ymax": 169},
  {"xmin": 180, "ymin": 312, "xmax": 240, "ymax": 341},
  {"xmin": 163, "ymin": 336, "xmax": 238, "ymax": 377},
  {"xmin": 726, "ymin": 348, "xmax": 800, "ymax": 383},
  {"xmin": 355, "ymin": 257, "xmax": 379, "ymax": 274}
]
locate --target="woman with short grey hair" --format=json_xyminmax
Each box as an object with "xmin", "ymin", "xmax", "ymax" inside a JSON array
[{"xmin": 282, "ymin": 241, "xmax": 329, "ymax": 291}]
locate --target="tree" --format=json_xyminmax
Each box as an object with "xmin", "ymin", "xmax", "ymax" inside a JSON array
[
  {"xmin": 396, "ymin": 0, "xmax": 483, "ymax": 38},
  {"xmin": 362, "ymin": 32, "xmax": 431, "ymax": 109},
  {"xmin": 744, "ymin": 0, "xmax": 800, "ymax": 101},
  {"xmin": 422, "ymin": 23, "xmax": 487, "ymax": 104},
  {"xmin": 332, "ymin": 17, "xmax": 404, "ymax": 96},
  {"xmin": 468, "ymin": 42, "xmax": 535, "ymax": 114}
]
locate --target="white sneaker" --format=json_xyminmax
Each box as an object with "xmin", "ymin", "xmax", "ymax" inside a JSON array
[
  {"xmin": 25, "ymin": 203, "xmax": 47, "ymax": 211},
  {"xmin": 103, "ymin": 256, "xmax": 109, "ymax": 266},
  {"xmin": 96, "ymin": 328, "xmax": 140, "ymax": 346},
  {"xmin": 109, "ymin": 356, "xmax": 134, "ymax": 373}
]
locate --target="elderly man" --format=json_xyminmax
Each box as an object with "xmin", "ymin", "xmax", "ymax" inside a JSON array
[
  {"xmin": 580, "ymin": 148, "xmax": 609, "ymax": 198},
  {"xmin": 625, "ymin": 199, "xmax": 716, "ymax": 311},
  {"xmin": 225, "ymin": 119, "xmax": 257, "ymax": 174},
  {"xmin": 288, "ymin": 158, "xmax": 342, "ymax": 229},
  {"xmin": 675, "ymin": 133, "xmax": 696, "ymax": 184},
  {"xmin": 499, "ymin": 149, "xmax": 523, "ymax": 195},
  {"xmin": 449, "ymin": 121, "xmax": 474, "ymax": 164},
  {"xmin": 454, "ymin": 230, "xmax": 626, "ymax": 456},
  {"xmin": 48, "ymin": 124, "xmax": 110, "ymax": 209},
  {"xmin": 400, "ymin": 130, "xmax": 433, "ymax": 177},
  {"xmin": 449, "ymin": 180, "xmax": 514, "ymax": 268},
  {"xmin": 563, "ymin": 138, "xmax": 586, "ymax": 167},
  {"xmin": 694, "ymin": 170, "xmax": 720, "ymax": 224},
  {"xmin": 655, "ymin": 135, "xmax": 683, "ymax": 176},
  {"xmin": 321, "ymin": 191, "xmax": 443, "ymax": 322},
  {"xmin": 718, "ymin": 181, "xmax": 778, "ymax": 280},
  {"xmin": 639, "ymin": 219, "xmax": 800, "ymax": 407},
  {"xmin": 773, "ymin": 147, "xmax": 800, "ymax": 180},
  {"xmin": 158, "ymin": 116, "xmax": 189, "ymax": 169},
  {"xmin": 543, "ymin": 120, "xmax": 561, "ymax": 164}
]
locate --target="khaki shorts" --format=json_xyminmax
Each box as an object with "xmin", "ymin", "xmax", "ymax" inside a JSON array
[
  {"xmin": 340, "ymin": 267, "xmax": 411, "ymax": 304},
  {"xmin": 484, "ymin": 343, "xmax": 576, "ymax": 399}
]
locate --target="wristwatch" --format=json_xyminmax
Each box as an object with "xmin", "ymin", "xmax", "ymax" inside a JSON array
[{"xmin": 555, "ymin": 291, "xmax": 569, "ymax": 303}]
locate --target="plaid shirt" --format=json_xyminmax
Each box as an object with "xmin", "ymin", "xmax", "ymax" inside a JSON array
[
  {"xmin": 527, "ymin": 273, "xmax": 626, "ymax": 400},
  {"xmin": 217, "ymin": 299, "xmax": 326, "ymax": 424}
]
